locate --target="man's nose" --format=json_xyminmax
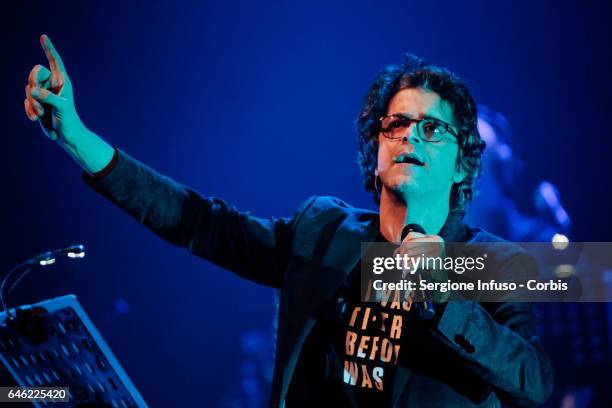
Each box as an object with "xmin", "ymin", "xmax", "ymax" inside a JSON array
[{"xmin": 401, "ymin": 123, "xmax": 421, "ymax": 145}]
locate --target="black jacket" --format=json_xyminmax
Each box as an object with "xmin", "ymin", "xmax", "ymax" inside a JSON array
[{"xmin": 84, "ymin": 150, "xmax": 554, "ymax": 407}]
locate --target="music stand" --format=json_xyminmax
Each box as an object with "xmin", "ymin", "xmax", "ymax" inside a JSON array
[{"xmin": 0, "ymin": 294, "xmax": 147, "ymax": 407}]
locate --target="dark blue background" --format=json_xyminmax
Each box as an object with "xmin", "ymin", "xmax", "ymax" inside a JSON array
[{"xmin": 2, "ymin": 0, "xmax": 611, "ymax": 406}]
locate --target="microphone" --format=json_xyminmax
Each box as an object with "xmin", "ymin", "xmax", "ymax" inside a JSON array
[
  {"xmin": 400, "ymin": 224, "xmax": 436, "ymax": 320},
  {"xmin": 401, "ymin": 223, "xmax": 425, "ymax": 237}
]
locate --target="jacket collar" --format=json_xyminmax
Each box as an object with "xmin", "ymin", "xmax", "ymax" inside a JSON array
[{"xmin": 438, "ymin": 211, "xmax": 469, "ymax": 243}]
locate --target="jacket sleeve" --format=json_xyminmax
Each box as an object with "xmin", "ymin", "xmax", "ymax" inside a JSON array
[
  {"xmin": 83, "ymin": 149, "xmax": 316, "ymax": 288},
  {"xmin": 430, "ymin": 253, "xmax": 554, "ymax": 407}
]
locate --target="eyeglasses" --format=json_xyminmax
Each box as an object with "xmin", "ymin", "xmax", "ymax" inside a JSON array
[{"xmin": 378, "ymin": 114, "xmax": 459, "ymax": 143}]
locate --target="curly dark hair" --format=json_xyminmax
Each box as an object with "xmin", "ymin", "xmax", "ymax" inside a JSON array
[{"xmin": 356, "ymin": 53, "xmax": 486, "ymax": 217}]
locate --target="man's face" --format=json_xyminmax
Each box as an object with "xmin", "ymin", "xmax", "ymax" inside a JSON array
[{"xmin": 377, "ymin": 87, "xmax": 463, "ymax": 202}]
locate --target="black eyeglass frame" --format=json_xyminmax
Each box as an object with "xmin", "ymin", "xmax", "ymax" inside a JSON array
[{"xmin": 378, "ymin": 114, "xmax": 460, "ymax": 143}]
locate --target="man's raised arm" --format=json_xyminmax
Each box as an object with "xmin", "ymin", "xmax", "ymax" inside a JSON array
[{"xmin": 23, "ymin": 34, "xmax": 313, "ymax": 288}]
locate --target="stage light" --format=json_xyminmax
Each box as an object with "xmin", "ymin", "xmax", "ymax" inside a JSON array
[
  {"xmin": 38, "ymin": 257, "xmax": 56, "ymax": 266},
  {"xmin": 552, "ymin": 233, "xmax": 569, "ymax": 250},
  {"xmin": 554, "ymin": 264, "xmax": 575, "ymax": 278}
]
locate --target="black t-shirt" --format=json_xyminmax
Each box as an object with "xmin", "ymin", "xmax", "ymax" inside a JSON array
[{"xmin": 286, "ymin": 234, "xmax": 418, "ymax": 407}]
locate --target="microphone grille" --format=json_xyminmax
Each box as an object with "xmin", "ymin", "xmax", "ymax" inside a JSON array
[{"xmin": 401, "ymin": 223, "xmax": 425, "ymax": 240}]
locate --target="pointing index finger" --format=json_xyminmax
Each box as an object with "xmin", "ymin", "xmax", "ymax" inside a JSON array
[{"xmin": 40, "ymin": 34, "xmax": 65, "ymax": 73}]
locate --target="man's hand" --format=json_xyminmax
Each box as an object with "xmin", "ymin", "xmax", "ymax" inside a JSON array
[
  {"xmin": 23, "ymin": 35, "xmax": 114, "ymax": 174},
  {"xmin": 394, "ymin": 231, "xmax": 451, "ymax": 303},
  {"xmin": 24, "ymin": 34, "xmax": 84, "ymax": 144}
]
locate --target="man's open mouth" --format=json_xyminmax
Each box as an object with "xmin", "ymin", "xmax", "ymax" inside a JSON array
[{"xmin": 394, "ymin": 153, "xmax": 424, "ymax": 166}]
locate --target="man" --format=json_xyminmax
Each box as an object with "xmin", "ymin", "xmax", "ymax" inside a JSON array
[{"xmin": 24, "ymin": 34, "xmax": 553, "ymax": 407}]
